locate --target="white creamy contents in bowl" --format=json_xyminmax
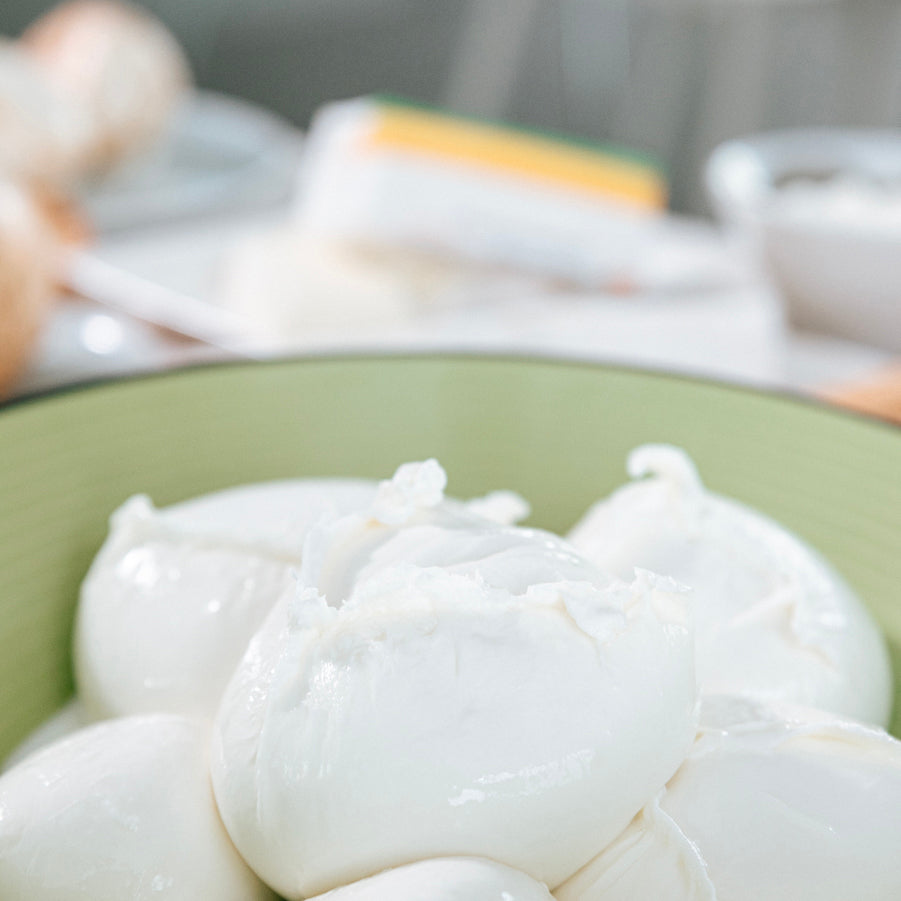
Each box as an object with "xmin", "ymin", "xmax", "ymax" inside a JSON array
[
  {"xmin": 75, "ymin": 475, "xmax": 529, "ymax": 722},
  {"xmin": 306, "ymin": 857, "xmax": 554, "ymax": 901},
  {"xmin": 75, "ymin": 478, "xmax": 379, "ymax": 720},
  {"xmin": 556, "ymin": 696, "xmax": 901, "ymax": 901},
  {"xmin": 6, "ymin": 451, "xmax": 899, "ymax": 899},
  {"xmin": 0, "ymin": 714, "xmax": 276, "ymax": 901},
  {"xmin": 568, "ymin": 444, "xmax": 893, "ymax": 725},
  {"xmin": 768, "ymin": 174, "xmax": 901, "ymax": 236},
  {"xmin": 211, "ymin": 461, "xmax": 699, "ymax": 898}
]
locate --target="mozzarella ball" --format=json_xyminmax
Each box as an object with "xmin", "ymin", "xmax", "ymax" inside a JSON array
[
  {"xmin": 76, "ymin": 476, "xmax": 528, "ymax": 721},
  {"xmin": 0, "ymin": 714, "xmax": 276, "ymax": 900},
  {"xmin": 308, "ymin": 858, "xmax": 554, "ymax": 901},
  {"xmin": 75, "ymin": 478, "xmax": 379, "ymax": 720},
  {"xmin": 22, "ymin": 1, "xmax": 191, "ymax": 171},
  {"xmin": 212, "ymin": 461, "xmax": 698, "ymax": 898},
  {"xmin": 556, "ymin": 697, "xmax": 901, "ymax": 901},
  {"xmin": 568, "ymin": 444, "xmax": 892, "ymax": 725}
]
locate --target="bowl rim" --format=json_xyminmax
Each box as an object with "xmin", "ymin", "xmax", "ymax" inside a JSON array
[{"xmin": 4, "ymin": 350, "xmax": 899, "ymax": 433}]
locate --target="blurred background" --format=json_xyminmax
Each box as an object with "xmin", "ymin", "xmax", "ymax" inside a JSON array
[
  {"xmin": 5, "ymin": 0, "xmax": 900, "ymax": 212},
  {"xmin": 2, "ymin": 0, "xmax": 901, "ymax": 414}
]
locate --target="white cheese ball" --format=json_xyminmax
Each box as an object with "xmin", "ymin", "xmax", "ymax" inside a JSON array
[
  {"xmin": 0, "ymin": 714, "xmax": 276, "ymax": 901},
  {"xmin": 308, "ymin": 858, "xmax": 554, "ymax": 901},
  {"xmin": 568, "ymin": 444, "xmax": 892, "ymax": 725},
  {"xmin": 556, "ymin": 697, "xmax": 901, "ymax": 901},
  {"xmin": 212, "ymin": 461, "xmax": 698, "ymax": 898},
  {"xmin": 75, "ymin": 478, "xmax": 379, "ymax": 720},
  {"xmin": 75, "ymin": 476, "xmax": 527, "ymax": 721}
]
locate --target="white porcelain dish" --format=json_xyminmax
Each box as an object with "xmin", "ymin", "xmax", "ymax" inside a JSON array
[
  {"xmin": 75, "ymin": 90, "xmax": 302, "ymax": 233},
  {"xmin": 706, "ymin": 128, "xmax": 901, "ymax": 352}
]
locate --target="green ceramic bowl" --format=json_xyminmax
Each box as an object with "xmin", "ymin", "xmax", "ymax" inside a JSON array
[{"xmin": 1, "ymin": 355, "xmax": 900, "ymax": 756}]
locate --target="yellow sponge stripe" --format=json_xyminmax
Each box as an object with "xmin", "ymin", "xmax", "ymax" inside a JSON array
[{"xmin": 362, "ymin": 105, "xmax": 667, "ymax": 211}]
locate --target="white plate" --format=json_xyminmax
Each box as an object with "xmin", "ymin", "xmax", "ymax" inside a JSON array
[{"xmin": 74, "ymin": 91, "xmax": 303, "ymax": 233}]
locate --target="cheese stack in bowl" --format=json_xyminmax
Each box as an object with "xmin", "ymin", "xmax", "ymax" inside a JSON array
[{"xmin": 0, "ymin": 454, "xmax": 899, "ymax": 900}]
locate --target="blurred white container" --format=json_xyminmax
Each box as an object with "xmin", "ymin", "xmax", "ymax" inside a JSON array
[{"xmin": 706, "ymin": 128, "xmax": 901, "ymax": 352}]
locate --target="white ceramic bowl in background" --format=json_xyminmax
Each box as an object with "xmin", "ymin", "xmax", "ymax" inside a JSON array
[{"xmin": 706, "ymin": 129, "xmax": 901, "ymax": 352}]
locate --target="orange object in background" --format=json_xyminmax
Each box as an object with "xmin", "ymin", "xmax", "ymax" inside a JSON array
[
  {"xmin": 823, "ymin": 364, "xmax": 901, "ymax": 426},
  {"xmin": 0, "ymin": 180, "xmax": 63, "ymax": 396}
]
